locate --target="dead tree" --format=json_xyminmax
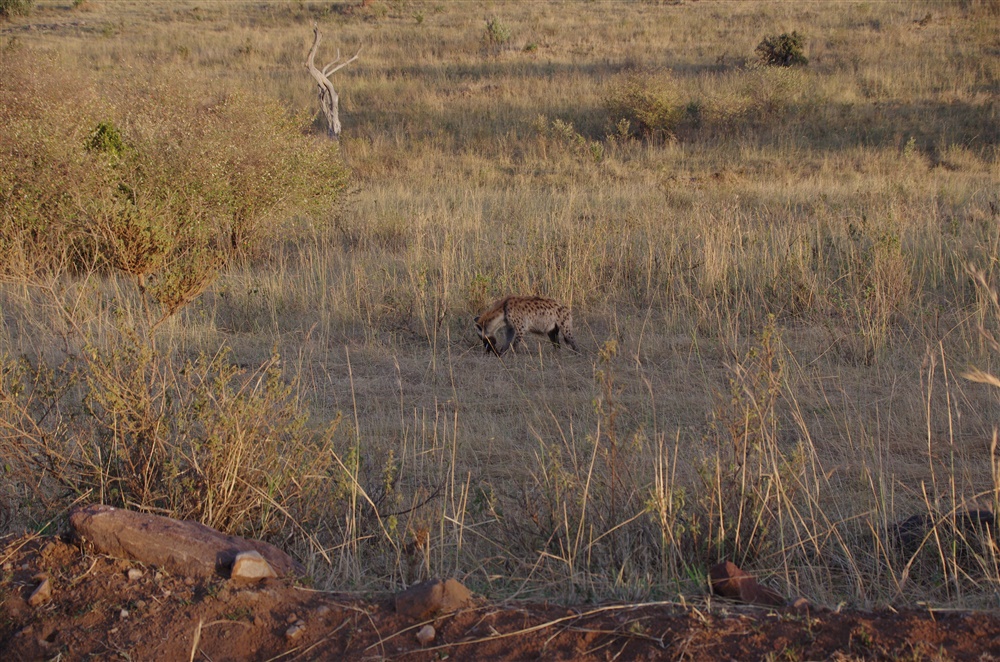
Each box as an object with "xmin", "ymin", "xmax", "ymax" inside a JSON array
[{"xmin": 306, "ymin": 25, "xmax": 360, "ymax": 140}]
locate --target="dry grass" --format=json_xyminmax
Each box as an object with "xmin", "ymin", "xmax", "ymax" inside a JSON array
[{"xmin": 2, "ymin": 0, "xmax": 1000, "ymax": 608}]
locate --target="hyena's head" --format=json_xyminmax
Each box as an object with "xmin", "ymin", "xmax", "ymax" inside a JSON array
[
  {"xmin": 473, "ymin": 316, "xmax": 492, "ymax": 353},
  {"xmin": 474, "ymin": 312, "xmax": 503, "ymax": 355}
]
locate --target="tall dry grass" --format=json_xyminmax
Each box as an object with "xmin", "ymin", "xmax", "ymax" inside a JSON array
[{"xmin": 1, "ymin": 0, "xmax": 999, "ymax": 607}]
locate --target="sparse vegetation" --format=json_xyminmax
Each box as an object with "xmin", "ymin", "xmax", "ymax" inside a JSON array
[{"xmin": 1, "ymin": 0, "xmax": 999, "ymax": 609}]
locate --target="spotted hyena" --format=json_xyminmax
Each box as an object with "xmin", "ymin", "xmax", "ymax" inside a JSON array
[{"xmin": 474, "ymin": 296, "xmax": 579, "ymax": 357}]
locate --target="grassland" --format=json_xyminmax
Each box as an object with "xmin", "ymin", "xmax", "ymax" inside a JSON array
[{"xmin": 2, "ymin": 0, "xmax": 999, "ymax": 608}]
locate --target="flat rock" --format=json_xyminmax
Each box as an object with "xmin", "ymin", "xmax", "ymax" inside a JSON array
[
  {"xmin": 709, "ymin": 561, "xmax": 785, "ymax": 607},
  {"xmin": 69, "ymin": 504, "xmax": 305, "ymax": 579},
  {"xmin": 395, "ymin": 578, "xmax": 472, "ymax": 620},
  {"xmin": 230, "ymin": 551, "xmax": 276, "ymax": 580}
]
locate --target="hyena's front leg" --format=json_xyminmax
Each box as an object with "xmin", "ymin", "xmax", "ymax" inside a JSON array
[
  {"xmin": 510, "ymin": 322, "xmax": 528, "ymax": 354},
  {"xmin": 495, "ymin": 325, "xmax": 517, "ymax": 356},
  {"xmin": 484, "ymin": 335, "xmax": 502, "ymax": 356}
]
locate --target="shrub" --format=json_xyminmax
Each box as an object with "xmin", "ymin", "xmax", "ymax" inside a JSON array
[
  {"xmin": 0, "ymin": 342, "xmax": 336, "ymax": 537},
  {"xmin": 604, "ymin": 70, "xmax": 684, "ymax": 140},
  {"xmin": 483, "ymin": 16, "xmax": 512, "ymax": 56},
  {"xmin": 755, "ymin": 31, "xmax": 808, "ymax": 67},
  {"xmin": 0, "ymin": 0, "xmax": 33, "ymax": 19},
  {"xmin": 1, "ymin": 50, "xmax": 350, "ymax": 325},
  {"xmin": 85, "ymin": 120, "xmax": 128, "ymax": 160}
]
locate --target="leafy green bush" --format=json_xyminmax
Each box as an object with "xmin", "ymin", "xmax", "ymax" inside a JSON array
[
  {"xmin": 0, "ymin": 0, "xmax": 34, "ymax": 18},
  {"xmin": 755, "ymin": 31, "xmax": 808, "ymax": 67},
  {"xmin": 604, "ymin": 70, "xmax": 684, "ymax": 140},
  {"xmin": 483, "ymin": 16, "xmax": 512, "ymax": 56},
  {"xmin": 85, "ymin": 121, "xmax": 127, "ymax": 159}
]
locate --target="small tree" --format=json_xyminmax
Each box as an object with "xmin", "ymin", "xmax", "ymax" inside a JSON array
[
  {"xmin": 755, "ymin": 32, "xmax": 808, "ymax": 67},
  {"xmin": 306, "ymin": 25, "xmax": 361, "ymax": 140},
  {"xmin": 483, "ymin": 16, "xmax": 512, "ymax": 57}
]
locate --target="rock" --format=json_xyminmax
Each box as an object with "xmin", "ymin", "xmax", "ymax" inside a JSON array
[
  {"xmin": 709, "ymin": 561, "xmax": 785, "ymax": 607},
  {"xmin": 120, "ymin": 609, "xmax": 129, "ymax": 619},
  {"xmin": 286, "ymin": 613, "xmax": 299, "ymax": 624},
  {"xmin": 69, "ymin": 504, "xmax": 305, "ymax": 579},
  {"xmin": 394, "ymin": 578, "xmax": 473, "ymax": 620},
  {"xmin": 416, "ymin": 624, "xmax": 436, "ymax": 645},
  {"xmin": 314, "ymin": 605, "xmax": 331, "ymax": 617},
  {"xmin": 285, "ymin": 621, "xmax": 306, "ymax": 640},
  {"xmin": 28, "ymin": 578, "xmax": 52, "ymax": 607},
  {"xmin": 126, "ymin": 568, "xmax": 143, "ymax": 582},
  {"xmin": 230, "ymin": 551, "xmax": 276, "ymax": 580}
]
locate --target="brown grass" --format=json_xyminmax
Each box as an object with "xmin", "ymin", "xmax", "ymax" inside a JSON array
[{"xmin": 2, "ymin": 0, "xmax": 1000, "ymax": 608}]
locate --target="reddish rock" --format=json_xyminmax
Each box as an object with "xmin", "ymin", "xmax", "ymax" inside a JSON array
[
  {"xmin": 394, "ymin": 578, "xmax": 473, "ymax": 620},
  {"xmin": 709, "ymin": 561, "xmax": 785, "ymax": 607},
  {"xmin": 285, "ymin": 621, "xmax": 306, "ymax": 640},
  {"xmin": 416, "ymin": 624, "xmax": 436, "ymax": 645},
  {"xmin": 27, "ymin": 578, "xmax": 52, "ymax": 607},
  {"xmin": 69, "ymin": 504, "xmax": 305, "ymax": 579}
]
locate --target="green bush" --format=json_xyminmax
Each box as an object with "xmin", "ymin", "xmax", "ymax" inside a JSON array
[
  {"xmin": 755, "ymin": 31, "xmax": 808, "ymax": 67},
  {"xmin": 483, "ymin": 16, "xmax": 512, "ymax": 56},
  {"xmin": 85, "ymin": 120, "xmax": 128, "ymax": 160},
  {"xmin": 0, "ymin": 0, "xmax": 34, "ymax": 18},
  {"xmin": 604, "ymin": 70, "xmax": 684, "ymax": 140}
]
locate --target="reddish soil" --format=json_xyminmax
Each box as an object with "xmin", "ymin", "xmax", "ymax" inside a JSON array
[{"xmin": 3, "ymin": 535, "xmax": 1000, "ymax": 661}]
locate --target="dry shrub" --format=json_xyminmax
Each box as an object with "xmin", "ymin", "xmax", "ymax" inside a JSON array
[
  {"xmin": 0, "ymin": 335, "xmax": 336, "ymax": 539},
  {"xmin": 604, "ymin": 70, "xmax": 684, "ymax": 141},
  {"xmin": 0, "ymin": 0, "xmax": 33, "ymax": 18},
  {"xmin": 0, "ymin": 48, "xmax": 350, "ymax": 299}
]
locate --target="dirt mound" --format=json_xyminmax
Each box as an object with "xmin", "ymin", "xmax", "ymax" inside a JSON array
[{"xmin": 3, "ymin": 534, "xmax": 1000, "ymax": 660}]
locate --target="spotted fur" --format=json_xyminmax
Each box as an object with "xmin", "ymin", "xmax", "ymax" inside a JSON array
[{"xmin": 474, "ymin": 296, "xmax": 579, "ymax": 357}]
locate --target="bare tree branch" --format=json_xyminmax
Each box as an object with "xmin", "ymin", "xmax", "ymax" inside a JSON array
[{"xmin": 307, "ymin": 25, "xmax": 361, "ymax": 140}]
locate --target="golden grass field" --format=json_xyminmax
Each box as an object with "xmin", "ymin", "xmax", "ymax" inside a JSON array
[{"xmin": 2, "ymin": 0, "xmax": 999, "ymax": 608}]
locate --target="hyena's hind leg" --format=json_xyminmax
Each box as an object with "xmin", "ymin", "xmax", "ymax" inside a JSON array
[{"xmin": 547, "ymin": 326, "xmax": 561, "ymax": 346}]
